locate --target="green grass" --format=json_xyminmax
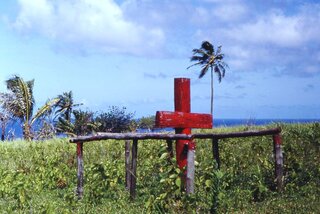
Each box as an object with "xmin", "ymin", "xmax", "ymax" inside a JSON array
[{"xmin": 0, "ymin": 123, "xmax": 319, "ymax": 213}]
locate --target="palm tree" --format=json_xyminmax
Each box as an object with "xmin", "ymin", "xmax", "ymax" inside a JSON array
[
  {"xmin": 0, "ymin": 75, "xmax": 59, "ymax": 140},
  {"xmin": 55, "ymin": 91, "xmax": 82, "ymax": 122},
  {"xmin": 56, "ymin": 109, "xmax": 98, "ymax": 137},
  {"xmin": 187, "ymin": 41, "xmax": 228, "ymax": 115}
]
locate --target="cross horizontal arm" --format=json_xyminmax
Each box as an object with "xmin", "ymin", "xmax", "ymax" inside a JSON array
[{"xmin": 155, "ymin": 111, "xmax": 212, "ymax": 129}]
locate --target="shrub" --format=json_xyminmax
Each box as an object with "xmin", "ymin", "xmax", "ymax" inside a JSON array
[{"xmin": 95, "ymin": 106, "xmax": 134, "ymax": 133}]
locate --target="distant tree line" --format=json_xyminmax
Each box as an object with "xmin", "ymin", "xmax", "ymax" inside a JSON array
[{"xmin": 0, "ymin": 75, "xmax": 155, "ymax": 141}]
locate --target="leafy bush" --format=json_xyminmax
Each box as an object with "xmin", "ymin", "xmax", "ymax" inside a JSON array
[
  {"xmin": 95, "ymin": 106, "xmax": 134, "ymax": 133},
  {"xmin": 0, "ymin": 123, "xmax": 319, "ymax": 213}
]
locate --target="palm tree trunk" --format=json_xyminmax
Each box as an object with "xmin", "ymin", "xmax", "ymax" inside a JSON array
[
  {"xmin": 23, "ymin": 122, "xmax": 32, "ymax": 141},
  {"xmin": 210, "ymin": 68, "xmax": 214, "ymax": 115}
]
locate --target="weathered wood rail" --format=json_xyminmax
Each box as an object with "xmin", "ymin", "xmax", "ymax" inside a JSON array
[{"xmin": 70, "ymin": 127, "xmax": 283, "ymax": 199}]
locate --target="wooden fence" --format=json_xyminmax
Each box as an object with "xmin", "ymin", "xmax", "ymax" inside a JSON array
[{"xmin": 70, "ymin": 127, "xmax": 283, "ymax": 199}]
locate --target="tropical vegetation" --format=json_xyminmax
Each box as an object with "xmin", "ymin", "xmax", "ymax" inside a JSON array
[
  {"xmin": 56, "ymin": 109, "xmax": 98, "ymax": 137},
  {"xmin": 0, "ymin": 71, "xmax": 318, "ymax": 213},
  {"xmin": 55, "ymin": 91, "xmax": 82, "ymax": 123},
  {"xmin": 137, "ymin": 115, "xmax": 155, "ymax": 131},
  {"xmin": 188, "ymin": 41, "xmax": 228, "ymax": 115},
  {"xmin": 0, "ymin": 76, "xmax": 138, "ymax": 139},
  {"xmin": 95, "ymin": 106, "xmax": 134, "ymax": 133},
  {"xmin": 0, "ymin": 76, "xmax": 59, "ymax": 140},
  {"xmin": 0, "ymin": 123, "xmax": 319, "ymax": 213}
]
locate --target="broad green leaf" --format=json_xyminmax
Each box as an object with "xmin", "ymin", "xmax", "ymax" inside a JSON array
[
  {"xmin": 175, "ymin": 177, "xmax": 181, "ymax": 188},
  {"xmin": 159, "ymin": 152, "xmax": 168, "ymax": 160},
  {"xmin": 169, "ymin": 174, "xmax": 176, "ymax": 179},
  {"xmin": 205, "ymin": 179, "xmax": 212, "ymax": 187}
]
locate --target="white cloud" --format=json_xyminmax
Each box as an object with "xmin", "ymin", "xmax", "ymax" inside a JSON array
[
  {"xmin": 10, "ymin": 0, "xmax": 320, "ymax": 76},
  {"xmin": 226, "ymin": 7, "xmax": 320, "ymax": 48},
  {"xmin": 190, "ymin": 2, "xmax": 247, "ymax": 26},
  {"xmin": 13, "ymin": 0, "xmax": 165, "ymax": 56},
  {"xmin": 215, "ymin": 4, "xmax": 320, "ymax": 75},
  {"xmin": 227, "ymin": 12, "xmax": 299, "ymax": 47},
  {"xmin": 193, "ymin": 2, "xmax": 320, "ymax": 75}
]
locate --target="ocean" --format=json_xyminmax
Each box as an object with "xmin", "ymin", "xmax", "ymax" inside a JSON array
[
  {"xmin": 2, "ymin": 119, "xmax": 320, "ymax": 139},
  {"xmin": 212, "ymin": 118, "xmax": 320, "ymax": 127},
  {"xmin": 146, "ymin": 118, "xmax": 320, "ymax": 132}
]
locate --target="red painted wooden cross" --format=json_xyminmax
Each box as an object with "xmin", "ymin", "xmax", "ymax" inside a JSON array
[{"xmin": 155, "ymin": 78, "xmax": 213, "ymax": 169}]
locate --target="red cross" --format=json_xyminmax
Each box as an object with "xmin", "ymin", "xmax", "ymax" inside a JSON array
[{"xmin": 155, "ymin": 78, "xmax": 213, "ymax": 169}]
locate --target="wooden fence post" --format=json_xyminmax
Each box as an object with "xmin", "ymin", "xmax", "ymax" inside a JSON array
[
  {"xmin": 186, "ymin": 140, "xmax": 195, "ymax": 194},
  {"xmin": 76, "ymin": 142, "xmax": 84, "ymax": 199},
  {"xmin": 130, "ymin": 139, "xmax": 138, "ymax": 199},
  {"xmin": 166, "ymin": 139, "xmax": 174, "ymax": 159},
  {"xmin": 212, "ymin": 138, "xmax": 221, "ymax": 169},
  {"xmin": 125, "ymin": 140, "xmax": 131, "ymax": 190},
  {"xmin": 273, "ymin": 134, "xmax": 283, "ymax": 192}
]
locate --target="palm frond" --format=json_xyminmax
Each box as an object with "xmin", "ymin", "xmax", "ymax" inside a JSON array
[
  {"xmin": 190, "ymin": 55, "xmax": 207, "ymax": 62},
  {"xmin": 218, "ymin": 64, "xmax": 226, "ymax": 78},
  {"xmin": 201, "ymin": 41, "xmax": 214, "ymax": 54},
  {"xmin": 30, "ymin": 98, "xmax": 60, "ymax": 125},
  {"xmin": 26, "ymin": 79, "xmax": 35, "ymax": 119},
  {"xmin": 220, "ymin": 61, "xmax": 229, "ymax": 69},
  {"xmin": 5, "ymin": 76, "xmax": 34, "ymax": 121},
  {"xmin": 214, "ymin": 66, "xmax": 222, "ymax": 82},
  {"xmin": 187, "ymin": 61, "xmax": 203, "ymax": 69},
  {"xmin": 216, "ymin": 46, "xmax": 222, "ymax": 55},
  {"xmin": 192, "ymin": 48, "xmax": 209, "ymax": 57},
  {"xmin": 199, "ymin": 63, "xmax": 210, "ymax": 78},
  {"xmin": 56, "ymin": 117, "xmax": 75, "ymax": 134},
  {"xmin": 192, "ymin": 48, "xmax": 200, "ymax": 53},
  {"xmin": 54, "ymin": 91, "xmax": 82, "ymax": 122},
  {"xmin": 215, "ymin": 54, "xmax": 224, "ymax": 61}
]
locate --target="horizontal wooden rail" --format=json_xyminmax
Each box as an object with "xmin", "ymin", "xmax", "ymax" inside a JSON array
[
  {"xmin": 70, "ymin": 133, "xmax": 191, "ymax": 143},
  {"xmin": 70, "ymin": 127, "xmax": 281, "ymax": 143},
  {"xmin": 193, "ymin": 127, "xmax": 281, "ymax": 139}
]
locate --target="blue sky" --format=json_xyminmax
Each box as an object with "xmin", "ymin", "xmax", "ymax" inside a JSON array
[{"xmin": 0, "ymin": 0, "xmax": 319, "ymax": 119}]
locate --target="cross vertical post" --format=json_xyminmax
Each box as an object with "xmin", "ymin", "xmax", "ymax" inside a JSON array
[
  {"xmin": 155, "ymin": 78, "xmax": 213, "ymax": 192},
  {"xmin": 174, "ymin": 78, "xmax": 191, "ymax": 169}
]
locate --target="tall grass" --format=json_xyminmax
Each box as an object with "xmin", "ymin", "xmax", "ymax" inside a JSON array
[{"xmin": 0, "ymin": 123, "xmax": 319, "ymax": 213}]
